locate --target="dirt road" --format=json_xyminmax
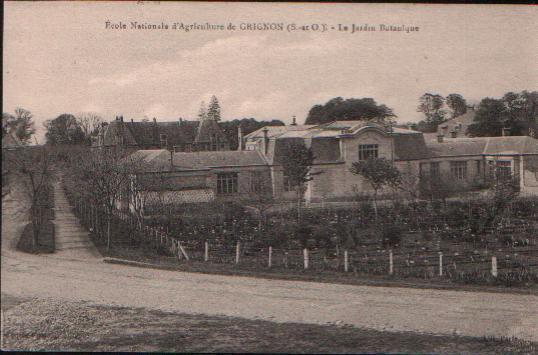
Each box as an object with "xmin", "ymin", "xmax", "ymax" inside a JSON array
[{"xmin": 2, "ymin": 184, "xmax": 538, "ymax": 342}]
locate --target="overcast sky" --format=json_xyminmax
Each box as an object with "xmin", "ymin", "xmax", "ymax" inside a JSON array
[{"xmin": 4, "ymin": 2, "xmax": 537, "ymax": 143}]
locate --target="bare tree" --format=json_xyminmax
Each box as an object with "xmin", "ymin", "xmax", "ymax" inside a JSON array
[
  {"xmin": 7, "ymin": 146, "xmax": 56, "ymax": 250},
  {"xmin": 76, "ymin": 112, "xmax": 103, "ymax": 143}
]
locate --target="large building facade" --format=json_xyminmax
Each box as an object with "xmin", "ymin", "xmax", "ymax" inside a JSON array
[{"xmin": 123, "ymin": 120, "xmax": 538, "ymax": 213}]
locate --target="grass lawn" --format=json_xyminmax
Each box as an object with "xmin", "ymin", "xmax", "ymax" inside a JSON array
[{"xmin": 1, "ymin": 295, "xmax": 535, "ymax": 353}]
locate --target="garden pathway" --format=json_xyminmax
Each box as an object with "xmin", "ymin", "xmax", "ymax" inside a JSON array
[{"xmin": 52, "ymin": 181, "xmax": 101, "ymax": 260}]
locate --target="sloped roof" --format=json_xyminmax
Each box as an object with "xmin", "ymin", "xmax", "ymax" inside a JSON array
[
  {"xmin": 427, "ymin": 136, "xmax": 538, "ymax": 157},
  {"xmin": 194, "ymin": 119, "xmax": 227, "ymax": 143},
  {"xmin": 392, "ymin": 133, "xmax": 431, "ymax": 160},
  {"xmin": 172, "ymin": 150, "xmax": 267, "ymax": 170},
  {"xmin": 101, "ymin": 119, "xmax": 209, "ymax": 147},
  {"xmin": 129, "ymin": 149, "xmax": 268, "ymax": 172}
]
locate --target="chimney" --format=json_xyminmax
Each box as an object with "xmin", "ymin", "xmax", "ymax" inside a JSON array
[
  {"xmin": 291, "ymin": 115, "xmax": 297, "ymax": 126},
  {"xmin": 437, "ymin": 134, "xmax": 444, "ymax": 143},
  {"xmin": 450, "ymin": 130, "xmax": 457, "ymax": 138},
  {"xmin": 237, "ymin": 126, "xmax": 243, "ymax": 151},
  {"xmin": 120, "ymin": 115, "xmax": 124, "ymax": 122},
  {"xmin": 153, "ymin": 117, "xmax": 157, "ymax": 123},
  {"xmin": 179, "ymin": 117, "xmax": 183, "ymax": 125},
  {"xmin": 262, "ymin": 127, "xmax": 269, "ymax": 155},
  {"xmin": 131, "ymin": 118, "xmax": 134, "ymax": 123},
  {"xmin": 502, "ymin": 127, "xmax": 510, "ymax": 136}
]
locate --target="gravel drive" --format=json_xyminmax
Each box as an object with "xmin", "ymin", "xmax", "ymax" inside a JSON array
[{"xmin": 2, "ymin": 183, "xmax": 538, "ymax": 343}]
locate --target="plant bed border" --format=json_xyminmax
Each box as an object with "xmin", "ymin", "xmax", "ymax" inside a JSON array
[{"xmin": 102, "ymin": 256, "xmax": 538, "ymax": 295}]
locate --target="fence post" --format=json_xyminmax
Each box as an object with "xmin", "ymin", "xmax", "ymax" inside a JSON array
[
  {"xmin": 268, "ymin": 246, "xmax": 272, "ymax": 268},
  {"xmin": 344, "ymin": 250, "xmax": 349, "ymax": 272},
  {"xmin": 491, "ymin": 256, "xmax": 498, "ymax": 277},
  {"xmin": 389, "ymin": 250, "xmax": 393, "ymax": 275},
  {"xmin": 177, "ymin": 240, "xmax": 182, "ymax": 260},
  {"xmin": 204, "ymin": 241, "xmax": 209, "ymax": 262},
  {"xmin": 439, "ymin": 252, "xmax": 443, "ymax": 277},
  {"xmin": 179, "ymin": 242, "xmax": 189, "ymax": 261},
  {"xmin": 235, "ymin": 242, "xmax": 240, "ymax": 264},
  {"xmin": 303, "ymin": 248, "xmax": 309, "ymax": 269}
]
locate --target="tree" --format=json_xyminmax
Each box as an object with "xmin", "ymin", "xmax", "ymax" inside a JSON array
[
  {"xmin": 350, "ymin": 157, "xmax": 402, "ymax": 218},
  {"xmin": 220, "ymin": 118, "xmax": 285, "ymax": 150},
  {"xmin": 466, "ymin": 98, "xmax": 506, "ymax": 137},
  {"xmin": 7, "ymin": 146, "xmax": 55, "ymax": 250},
  {"xmin": 207, "ymin": 95, "xmax": 221, "ymax": 121},
  {"xmin": 467, "ymin": 91, "xmax": 538, "ymax": 137},
  {"xmin": 279, "ymin": 139, "xmax": 318, "ymax": 221},
  {"xmin": 197, "ymin": 101, "xmax": 208, "ymax": 121},
  {"xmin": 2, "ymin": 108, "xmax": 36, "ymax": 144},
  {"xmin": 76, "ymin": 112, "xmax": 103, "ymax": 144},
  {"xmin": 416, "ymin": 93, "xmax": 446, "ymax": 132},
  {"xmin": 446, "ymin": 94, "xmax": 467, "ymax": 118},
  {"xmin": 305, "ymin": 97, "xmax": 396, "ymax": 125},
  {"xmin": 44, "ymin": 114, "xmax": 85, "ymax": 145}
]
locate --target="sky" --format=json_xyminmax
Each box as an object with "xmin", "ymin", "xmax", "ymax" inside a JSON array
[{"xmin": 4, "ymin": 2, "xmax": 537, "ymax": 143}]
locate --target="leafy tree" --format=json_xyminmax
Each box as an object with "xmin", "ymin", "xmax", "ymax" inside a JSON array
[
  {"xmin": 280, "ymin": 139, "xmax": 318, "ymax": 221},
  {"xmin": 416, "ymin": 93, "xmax": 446, "ymax": 132},
  {"xmin": 44, "ymin": 114, "xmax": 85, "ymax": 145},
  {"xmin": 446, "ymin": 94, "xmax": 467, "ymax": 118},
  {"xmin": 350, "ymin": 157, "xmax": 402, "ymax": 218},
  {"xmin": 467, "ymin": 91, "xmax": 538, "ymax": 137},
  {"xmin": 220, "ymin": 118, "xmax": 285, "ymax": 150},
  {"xmin": 207, "ymin": 95, "xmax": 221, "ymax": 121},
  {"xmin": 305, "ymin": 97, "xmax": 395, "ymax": 125},
  {"xmin": 2, "ymin": 108, "xmax": 36, "ymax": 144},
  {"xmin": 467, "ymin": 98, "xmax": 507, "ymax": 137}
]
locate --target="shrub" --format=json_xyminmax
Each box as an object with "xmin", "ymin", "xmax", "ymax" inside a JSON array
[{"xmin": 381, "ymin": 224, "xmax": 402, "ymax": 248}]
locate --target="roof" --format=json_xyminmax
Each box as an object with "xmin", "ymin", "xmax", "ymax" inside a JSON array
[
  {"xmin": 129, "ymin": 149, "xmax": 268, "ymax": 172},
  {"xmin": 437, "ymin": 108, "xmax": 476, "ymax": 137},
  {"xmin": 427, "ymin": 136, "xmax": 538, "ymax": 157},
  {"xmin": 101, "ymin": 118, "xmax": 226, "ymax": 147},
  {"xmin": 392, "ymin": 133, "xmax": 431, "ymax": 160}
]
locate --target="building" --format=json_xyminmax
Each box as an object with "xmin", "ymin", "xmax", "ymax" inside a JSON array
[
  {"xmin": 124, "ymin": 120, "xmax": 538, "ymax": 212},
  {"xmin": 92, "ymin": 116, "xmax": 230, "ymax": 153},
  {"xmin": 435, "ymin": 108, "xmax": 476, "ymax": 139}
]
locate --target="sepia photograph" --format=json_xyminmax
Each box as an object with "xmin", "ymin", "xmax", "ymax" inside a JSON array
[{"xmin": 1, "ymin": 1, "xmax": 537, "ymax": 353}]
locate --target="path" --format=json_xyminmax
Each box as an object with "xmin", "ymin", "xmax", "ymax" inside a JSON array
[
  {"xmin": 52, "ymin": 182, "xmax": 100, "ymax": 260},
  {"xmin": 2, "ymin": 183, "xmax": 538, "ymax": 343}
]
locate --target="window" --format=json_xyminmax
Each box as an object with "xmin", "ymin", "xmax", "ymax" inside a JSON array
[
  {"xmin": 495, "ymin": 161, "xmax": 512, "ymax": 179},
  {"xmin": 217, "ymin": 173, "xmax": 238, "ymax": 194},
  {"xmin": 419, "ymin": 163, "xmax": 427, "ymax": 177},
  {"xmin": 476, "ymin": 160, "xmax": 482, "ymax": 177},
  {"xmin": 250, "ymin": 171, "xmax": 264, "ymax": 193},
  {"xmin": 450, "ymin": 161, "xmax": 467, "ymax": 180},
  {"xmin": 358, "ymin": 144, "xmax": 378, "ymax": 161},
  {"xmin": 430, "ymin": 162, "xmax": 440, "ymax": 179},
  {"xmin": 283, "ymin": 171, "xmax": 295, "ymax": 192}
]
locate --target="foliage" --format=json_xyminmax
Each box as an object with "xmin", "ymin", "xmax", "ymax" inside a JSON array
[
  {"xmin": 467, "ymin": 91, "xmax": 538, "ymax": 137},
  {"xmin": 350, "ymin": 158, "xmax": 402, "ymax": 194},
  {"xmin": 207, "ymin": 95, "xmax": 221, "ymax": 121},
  {"xmin": 280, "ymin": 139, "xmax": 317, "ymax": 190},
  {"xmin": 305, "ymin": 97, "xmax": 395, "ymax": 125},
  {"xmin": 44, "ymin": 113, "xmax": 85, "ymax": 145},
  {"xmin": 2, "ymin": 108, "xmax": 36, "ymax": 144},
  {"xmin": 416, "ymin": 93, "xmax": 446, "ymax": 132},
  {"xmin": 220, "ymin": 118, "xmax": 285, "ymax": 150},
  {"xmin": 445, "ymin": 93, "xmax": 467, "ymax": 118},
  {"xmin": 197, "ymin": 101, "xmax": 208, "ymax": 121},
  {"xmin": 380, "ymin": 225, "xmax": 402, "ymax": 248}
]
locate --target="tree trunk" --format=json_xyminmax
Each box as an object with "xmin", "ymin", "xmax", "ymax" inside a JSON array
[{"xmin": 107, "ymin": 215, "xmax": 111, "ymax": 251}]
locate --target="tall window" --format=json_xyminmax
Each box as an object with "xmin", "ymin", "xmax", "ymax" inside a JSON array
[
  {"xmin": 283, "ymin": 171, "xmax": 295, "ymax": 192},
  {"xmin": 476, "ymin": 160, "xmax": 482, "ymax": 177},
  {"xmin": 358, "ymin": 144, "xmax": 379, "ymax": 161},
  {"xmin": 450, "ymin": 161, "xmax": 467, "ymax": 180},
  {"xmin": 160, "ymin": 134, "xmax": 167, "ymax": 148},
  {"xmin": 495, "ymin": 161, "xmax": 512, "ymax": 179},
  {"xmin": 430, "ymin": 162, "xmax": 440, "ymax": 179},
  {"xmin": 217, "ymin": 173, "xmax": 238, "ymax": 194},
  {"xmin": 250, "ymin": 171, "xmax": 264, "ymax": 193}
]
